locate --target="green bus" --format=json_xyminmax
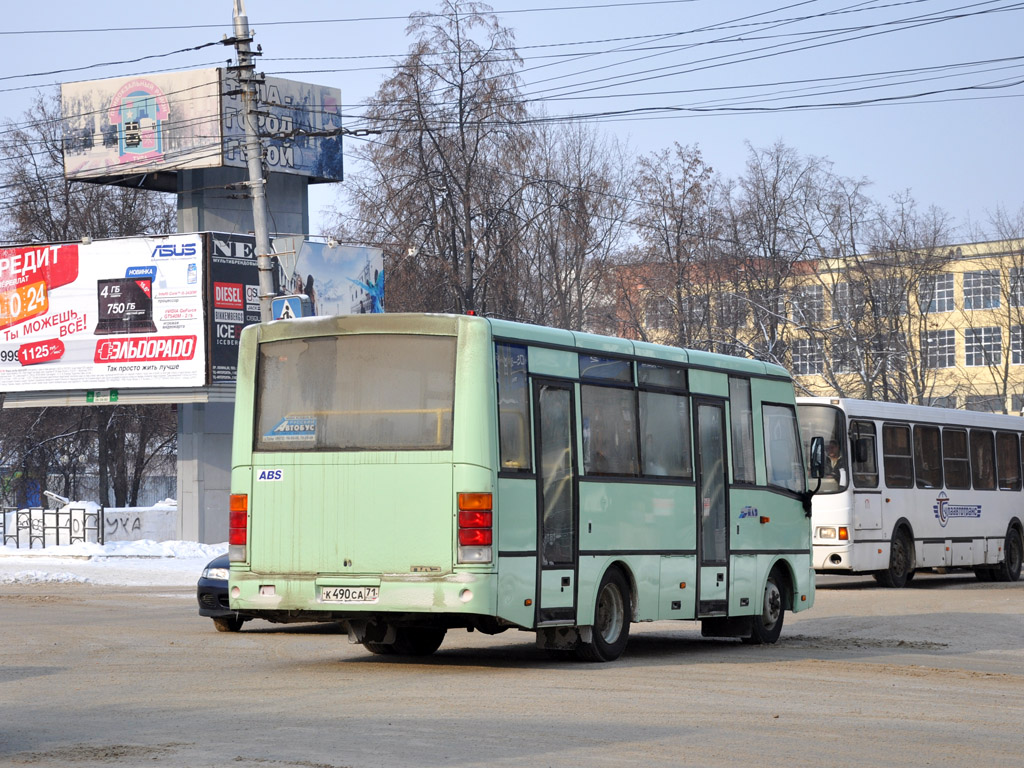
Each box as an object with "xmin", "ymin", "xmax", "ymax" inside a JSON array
[{"xmin": 228, "ymin": 313, "xmax": 816, "ymax": 661}]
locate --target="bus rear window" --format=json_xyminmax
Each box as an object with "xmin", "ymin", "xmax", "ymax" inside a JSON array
[{"xmin": 254, "ymin": 334, "xmax": 456, "ymax": 451}]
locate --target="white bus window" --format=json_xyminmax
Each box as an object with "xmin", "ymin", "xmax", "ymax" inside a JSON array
[
  {"xmin": 997, "ymin": 432, "xmax": 1021, "ymax": 490},
  {"xmin": 763, "ymin": 404, "xmax": 804, "ymax": 493},
  {"xmin": 971, "ymin": 430, "xmax": 996, "ymax": 490},
  {"xmin": 913, "ymin": 425, "xmax": 943, "ymax": 489},
  {"xmin": 639, "ymin": 391, "xmax": 691, "ymax": 478},
  {"xmin": 729, "ymin": 377, "xmax": 756, "ymax": 484},
  {"xmin": 582, "ymin": 385, "xmax": 639, "ymax": 476},
  {"xmin": 849, "ymin": 420, "xmax": 878, "ymax": 488},
  {"xmin": 882, "ymin": 424, "xmax": 913, "ymax": 488},
  {"xmin": 942, "ymin": 429, "xmax": 970, "ymax": 489},
  {"xmin": 496, "ymin": 343, "xmax": 531, "ymax": 472}
]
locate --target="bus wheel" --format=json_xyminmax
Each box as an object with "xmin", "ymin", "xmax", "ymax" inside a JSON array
[
  {"xmin": 874, "ymin": 529, "xmax": 913, "ymax": 588},
  {"xmin": 392, "ymin": 627, "xmax": 447, "ymax": 656},
  {"xmin": 576, "ymin": 568, "xmax": 631, "ymax": 662},
  {"xmin": 994, "ymin": 528, "xmax": 1023, "ymax": 582},
  {"xmin": 212, "ymin": 615, "xmax": 245, "ymax": 632},
  {"xmin": 744, "ymin": 570, "xmax": 785, "ymax": 645}
]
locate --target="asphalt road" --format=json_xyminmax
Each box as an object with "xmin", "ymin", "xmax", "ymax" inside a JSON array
[{"xmin": 1, "ymin": 572, "xmax": 1022, "ymax": 768}]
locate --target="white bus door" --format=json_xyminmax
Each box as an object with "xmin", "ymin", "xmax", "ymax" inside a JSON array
[
  {"xmin": 696, "ymin": 400, "xmax": 729, "ymax": 615},
  {"xmin": 533, "ymin": 380, "xmax": 577, "ymax": 625}
]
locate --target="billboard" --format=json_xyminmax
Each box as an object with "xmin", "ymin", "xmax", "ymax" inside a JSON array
[
  {"xmin": 0, "ymin": 235, "xmax": 206, "ymax": 392},
  {"xmin": 221, "ymin": 74, "xmax": 344, "ymax": 181},
  {"xmin": 62, "ymin": 69, "xmax": 343, "ymax": 185},
  {"xmin": 208, "ymin": 234, "xmax": 384, "ymax": 382},
  {"xmin": 62, "ymin": 69, "xmax": 223, "ymax": 180}
]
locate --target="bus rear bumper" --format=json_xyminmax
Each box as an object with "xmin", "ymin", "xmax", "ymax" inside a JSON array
[{"xmin": 229, "ymin": 570, "xmax": 498, "ymax": 623}]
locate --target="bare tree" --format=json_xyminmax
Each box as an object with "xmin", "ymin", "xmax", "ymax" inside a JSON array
[
  {"xmin": 0, "ymin": 91, "xmax": 175, "ymax": 244},
  {"xmin": 338, "ymin": 0, "xmax": 530, "ymax": 316},
  {"xmin": 517, "ymin": 121, "xmax": 631, "ymax": 329},
  {"xmin": 628, "ymin": 143, "xmax": 720, "ymax": 348}
]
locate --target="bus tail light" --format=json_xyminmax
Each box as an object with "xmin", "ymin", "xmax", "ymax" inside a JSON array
[
  {"xmin": 458, "ymin": 492, "xmax": 492, "ymax": 564},
  {"xmin": 229, "ymin": 494, "xmax": 248, "ymax": 562}
]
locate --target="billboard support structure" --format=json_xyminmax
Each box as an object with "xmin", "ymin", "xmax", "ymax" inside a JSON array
[{"xmin": 231, "ymin": 0, "xmax": 275, "ymax": 323}]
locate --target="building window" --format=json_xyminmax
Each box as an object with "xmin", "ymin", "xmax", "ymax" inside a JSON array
[
  {"xmin": 963, "ymin": 270, "xmax": 1000, "ymax": 310},
  {"xmin": 1011, "ymin": 268, "xmax": 1024, "ymax": 307},
  {"xmin": 871, "ymin": 278, "xmax": 908, "ymax": 318},
  {"xmin": 925, "ymin": 395, "xmax": 957, "ymax": 409},
  {"xmin": 965, "ymin": 395, "xmax": 1004, "ymax": 413},
  {"xmin": 921, "ymin": 329, "xmax": 955, "ymax": 368},
  {"xmin": 919, "ymin": 274, "xmax": 954, "ymax": 313},
  {"xmin": 965, "ymin": 327, "xmax": 1002, "ymax": 366},
  {"xmin": 832, "ymin": 281, "xmax": 866, "ymax": 321},
  {"xmin": 644, "ymin": 296, "xmax": 673, "ymax": 331},
  {"xmin": 791, "ymin": 338, "xmax": 823, "ymax": 375},
  {"xmin": 830, "ymin": 337, "xmax": 858, "ymax": 374},
  {"xmin": 791, "ymin": 285, "xmax": 824, "ymax": 323},
  {"xmin": 1013, "ymin": 326, "xmax": 1024, "ymax": 364}
]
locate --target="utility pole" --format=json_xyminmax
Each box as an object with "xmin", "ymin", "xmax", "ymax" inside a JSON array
[{"xmin": 231, "ymin": 0, "xmax": 275, "ymax": 322}]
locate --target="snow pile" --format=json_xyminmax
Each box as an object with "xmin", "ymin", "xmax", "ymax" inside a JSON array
[
  {"xmin": 0, "ymin": 569, "xmax": 92, "ymax": 585},
  {"xmin": 0, "ymin": 538, "xmax": 227, "ymax": 587}
]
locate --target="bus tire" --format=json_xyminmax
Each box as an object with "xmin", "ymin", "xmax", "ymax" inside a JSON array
[
  {"xmin": 874, "ymin": 528, "xmax": 913, "ymax": 588},
  {"xmin": 994, "ymin": 527, "xmax": 1023, "ymax": 582},
  {"xmin": 362, "ymin": 641, "xmax": 397, "ymax": 655},
  {"xmin": 212, "ymin": 615, "xmax": 245, "ymax": 632},
  {"xmin": 576, "ymin": 568, "xmax": 631, "ymax": 662},
  {"xmin": 744, "ymin": 569, "xmax": 785, "ymax": 645},
  {"xmin": 392, "ymin": 627, "xmax": 447, "ymax": 656}
]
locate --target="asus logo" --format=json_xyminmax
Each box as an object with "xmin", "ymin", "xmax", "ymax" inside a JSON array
[{"xmin": 151, "ymin": 243, "xmax": 197, "ymax": 258}]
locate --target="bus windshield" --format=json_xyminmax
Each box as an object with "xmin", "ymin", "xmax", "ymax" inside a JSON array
[
  {"xmin": 798, "ymin": 403, "xmax": 847, "ymax": 493},
  {"xmin": 254, "ymin": 334, "xmax": 457, "ymax": 451}
]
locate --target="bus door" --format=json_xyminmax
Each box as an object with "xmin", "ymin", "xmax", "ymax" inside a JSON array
[
  {"xmin": 533, "ymin": 379, "xmax": 578, "ymax": 625},
  {"xmin": 695, "ymin": 399, "xmax": 729, "ymax": 615}
]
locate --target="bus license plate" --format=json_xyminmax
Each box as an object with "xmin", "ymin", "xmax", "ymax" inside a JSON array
[{"xmin": 320, "ymin": 586, "xmax": 379, "ymax": 603}]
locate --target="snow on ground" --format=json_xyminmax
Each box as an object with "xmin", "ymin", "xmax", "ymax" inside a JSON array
[{"xmin": 0, "ymin": 539, "xmax": 227, "ymax": 587}]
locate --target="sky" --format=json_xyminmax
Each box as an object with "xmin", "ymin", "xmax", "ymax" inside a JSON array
[{"xmin": 2, "ymin": 0, "xmax": 1022, "ymax": 239}]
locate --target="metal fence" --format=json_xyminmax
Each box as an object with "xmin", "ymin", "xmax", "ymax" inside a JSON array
[{"xmin": 1, "ymin": 506, "xmax": 104, "ymax": 548}]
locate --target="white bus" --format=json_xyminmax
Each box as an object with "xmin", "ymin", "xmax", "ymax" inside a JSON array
[{"xmin": 797, "ymin": 397, "xmax": 1024, "ymax": 587}]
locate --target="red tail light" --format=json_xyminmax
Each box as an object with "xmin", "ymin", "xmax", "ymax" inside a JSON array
[
  {"xmin": 458, "ymin": 492, "xmax": 493, "ymax": 563},
  {"xmin": 229, "ymin": 494, "xmax": 248, "ymax": 558}
]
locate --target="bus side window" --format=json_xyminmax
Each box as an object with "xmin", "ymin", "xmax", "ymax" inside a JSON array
[
  {"xmin": 970, "ymin": 429, "xmax": 996, "ymax": 490},
  {"xmin": 849, "ymin": 420, "xmax": 878, "ymax": 488},
  {"xmin": 996, "ymin": 432, "xmax": 1021, "ymax": 490},
  {"xmin": 913, "ymin": 425, "xmax": 942, "ymax": 489},
  {"xmin": 942, "ymin": 428, "xmax": 970, "ymax": 489},
  {"xmin": 882, "ymin": 423, "xmax": 913, "ymax": 488},
  {"xmin": 496, "ymin": 343, "xmax": 531, "ymax": 472},
  {"xmin": 581, "ymin": 384, "xmax": 639, "ymax": 476}
]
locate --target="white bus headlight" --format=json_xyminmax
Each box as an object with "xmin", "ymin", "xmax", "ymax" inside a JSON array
[{"xmin": 816, "ymin": 526, "xmax": 837, "ymax": 540}]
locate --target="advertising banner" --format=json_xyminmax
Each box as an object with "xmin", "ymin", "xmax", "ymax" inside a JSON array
[
  {"xmin": 222, "ymin": 74, "xmax": 344, "ymax": 182},
  {"xmin": 0, "ymin": 235, "xmax": 206, "ymax": 392},
  {"xmin": 63, "ymin": 68, "xmax": 343, "ymax": 184},
  {"xmin": 62, "ymin": 69, "xmax": 223, "ymax": 181},
  {"xmin": 209, "ymin": 234, "xmax": 384, "ymax": 382}
]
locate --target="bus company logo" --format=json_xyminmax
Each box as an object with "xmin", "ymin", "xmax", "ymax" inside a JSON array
[
  {"xmin": 738, "ymin": 506, "xmax": 758, "ymax": 520},
  {"xmin": 263, "ymin": 417, "xmax": 316, "ymax": 442},
  {"xmin": 933, "ymin": 491, "xmax": 982, "ymax": 527},
  {"xmin": 256, "ymin": 469, "xmax": 284, "ymax": 482}
]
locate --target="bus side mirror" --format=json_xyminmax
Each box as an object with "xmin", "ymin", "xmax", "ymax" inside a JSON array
[{"xmin": 809, "ymin": 436, "xmax": 825, "ymax": 479}]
